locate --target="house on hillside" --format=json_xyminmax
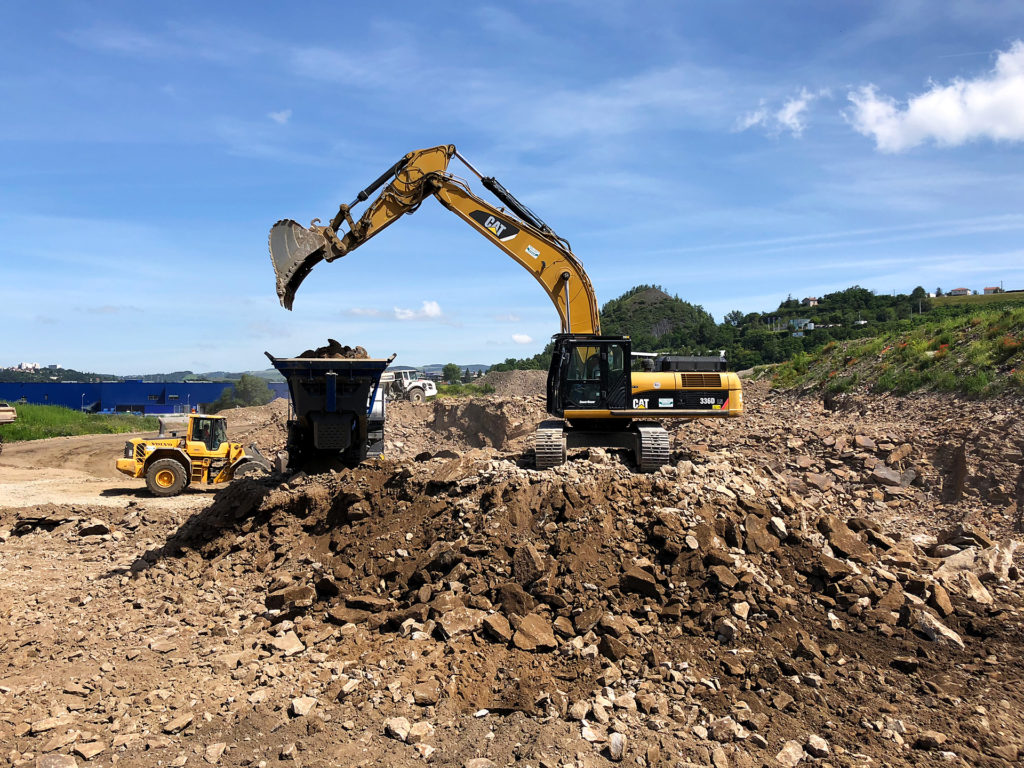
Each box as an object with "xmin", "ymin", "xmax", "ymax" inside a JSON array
[
  {"xmin": 801, "ymin": 297, "xmax": 819, "ymax": 307},
  {"xmin": 984, "ymin": 286, "xmax": 1003, "ymax": 295},
  {"xmin": 948, "ymin": 287, "xmax": 971, "ymax": 296}
]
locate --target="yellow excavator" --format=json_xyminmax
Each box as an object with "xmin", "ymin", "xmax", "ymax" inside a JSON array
[{"xmin": 269, "ymin": 145, "xmax": 742, "ymax": 470}]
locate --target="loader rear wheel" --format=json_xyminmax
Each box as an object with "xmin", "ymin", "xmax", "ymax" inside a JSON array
[
  {"xmin": 146, "ymin": 458, "xmax": 187, "ymax": 497},
  {"xmin": 408, "ymin": 388, "xmax": 425, "ymax": 404}
]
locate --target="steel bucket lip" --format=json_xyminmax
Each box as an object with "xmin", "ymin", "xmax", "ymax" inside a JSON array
[{"xmin": 269, "ymin": 219, "xmax": 328, "ymax": 309}]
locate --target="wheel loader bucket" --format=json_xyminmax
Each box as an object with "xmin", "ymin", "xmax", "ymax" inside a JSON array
[{"xmin": 269, "ymin": 219, "xmax": 329, "ymax": 309}]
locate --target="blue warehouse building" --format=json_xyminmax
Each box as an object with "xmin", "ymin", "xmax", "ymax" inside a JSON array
[{"xmin": 0, "ymin": 381, "xmax": 288, "ymax": 415}]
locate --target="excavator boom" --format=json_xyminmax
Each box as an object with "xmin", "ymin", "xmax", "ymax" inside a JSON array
[
  {"xmin": 268, "ymin": 143, "xmax": 743, "ymax": 473},
  {"xmin": 269, "ymin": 145, "xmax": 601, "ymax": 335}
]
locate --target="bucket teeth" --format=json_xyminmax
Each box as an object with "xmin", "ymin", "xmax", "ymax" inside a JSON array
[{"xmin": 268, "ymin": 219, "xmax": 329, "ymax": 309}]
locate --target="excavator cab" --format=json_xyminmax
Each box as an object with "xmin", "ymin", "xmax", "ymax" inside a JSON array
[{"xmin": 547, "ymin": 335, "xmax": 630, "ymax": 418}]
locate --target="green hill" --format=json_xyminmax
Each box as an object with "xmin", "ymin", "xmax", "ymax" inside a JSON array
[
  {"xmin": 770, "ymin": 305, "xmax": 1024, "ymax": 398},
  {"xmin": 599, "ymin": 285, "xmax": 718, "ymax": 353},
  {"xmin": 491, "ymin": 283, "xmax": 1024, "ymax": 398}
]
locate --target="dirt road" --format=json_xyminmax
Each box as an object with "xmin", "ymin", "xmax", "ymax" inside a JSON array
[{"xmin": 0, "ymin": 401, "xmax": 289, "ymax": 509}]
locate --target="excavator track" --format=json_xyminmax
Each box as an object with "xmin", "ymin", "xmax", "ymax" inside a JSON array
[
  {"xmin": 534, "ymin": 421, "xmax": 567, "ymax": 470},
  {"xmin": 635, "ymin": 423, "xmax": 670, "ymax": 472}
]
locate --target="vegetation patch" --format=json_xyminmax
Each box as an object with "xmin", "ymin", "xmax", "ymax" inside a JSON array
[
  {"xmin": 0, "ymin": 404, "xmax": 158, "ymax": 442},
  {"xmin": 772, "ymin": 306, "xmax": 1024, "ymax": 398}
]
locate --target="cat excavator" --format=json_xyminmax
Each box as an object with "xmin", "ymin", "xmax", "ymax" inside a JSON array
[{"xmin": 268, "ymin": 145, "xmax": 742, "ymax": 470}]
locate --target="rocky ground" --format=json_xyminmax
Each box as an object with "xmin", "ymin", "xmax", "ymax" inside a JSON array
[{"xmin": 1, "ymin": 382, "xmax": 1023, "ymax": 768}]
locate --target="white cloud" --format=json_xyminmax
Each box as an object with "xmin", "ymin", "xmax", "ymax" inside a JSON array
[
  {"xmin": 268, "ymin": 109, "xmax": 292, "ymax": 125},
  {"xmin": 737, "ymin": 89, "xmax": 826, "ymax": 137},
  {"xmin": 345, "ymin": 307, "xmax": 383, "ymax": 317},
  {"xmin": 511, "ymin": 333, "xmax": 533, "ymax": 344},
  {"xmin": 494, "ymin": 313, "xmax": 521, "ymax": 322},
  {"xmin": 847, "ymin": 40, "xmax": 1024, "ymax": 152},
  {"xmin": 776, "ymin": 89, "xmax": 815, "ymax": 136},
  {"xmin": 394, "ymin": 300, "xmax": 443, "ymax": 321},
  {"xmin": 737, "ymin": 103, "xmax": 769, "ymax": 131}
]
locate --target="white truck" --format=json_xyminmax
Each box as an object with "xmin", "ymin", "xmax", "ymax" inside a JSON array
[
  {"xmin": 379, "ymin": 369, "xmax": 437, "ymax": 403},
  {"xmin": 0, "ymin": 402, "xmax": 17, "ymax": 455}
]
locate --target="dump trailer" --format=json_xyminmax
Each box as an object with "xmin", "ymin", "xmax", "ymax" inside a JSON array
[{"xmin": 266, "ymin": 351, "xmax": 395, "ymax": 470}]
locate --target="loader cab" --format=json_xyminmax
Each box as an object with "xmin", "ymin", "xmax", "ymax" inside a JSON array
[
  {"xmin": 547, "ymin": 334, "xmax": 631, "ymax": 417},
  {"xmin": 189, "ymin": 415, "xmax": 228, "ymax": 452}
]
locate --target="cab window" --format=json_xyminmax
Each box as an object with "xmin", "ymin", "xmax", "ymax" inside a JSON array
[
  {"xmin": 566, "ymin": 346, "xmax": 600, "ymax": 380},
  {"xmin": 191, "ymin": 418, "xmax": 227, "ymax": 450},
  {"xmin": 607, "ymin": 344, "xmax": 624, "ymax": 374},
  {"xmin": 211, "ymin": 419, "xmax": 228, "ymax": 448}
]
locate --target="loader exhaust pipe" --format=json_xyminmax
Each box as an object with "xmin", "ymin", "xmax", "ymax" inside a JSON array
[{"xmin": 269, "ymin": 154, "xmax": 412, "ymax": 310}]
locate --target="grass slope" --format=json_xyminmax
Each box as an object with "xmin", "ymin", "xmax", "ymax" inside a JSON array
[
  {"xmin": 771, "ymin": 306, "xmax": 1024, "ymax": 398},
  {"xmin": 0, "ymin": 404, "xmax": 158, "ymax": 442},
  {"xmin": 933, "ymin": 291, "xmax": 1024, "ymax": 308}
]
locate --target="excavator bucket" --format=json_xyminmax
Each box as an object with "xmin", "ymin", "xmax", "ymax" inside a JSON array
[{"xmin": 269, "ymin": 219, "xmax": 329, "ymax": 309}]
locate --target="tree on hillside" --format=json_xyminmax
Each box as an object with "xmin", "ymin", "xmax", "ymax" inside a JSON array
[
  {"xmin": 211, "ymin": 373, "xmax": 273, "ymax": 412},
  {"xmin": 442, "ymin": 363, "xmax": 462, "ymax": 384},
  {"xmin": 724, "ymin": 310, "xmax": 744, "ymax": 326}
]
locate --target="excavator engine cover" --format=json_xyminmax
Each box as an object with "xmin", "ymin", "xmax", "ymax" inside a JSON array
[{"xmin": 269, "ymin": 219, "xmax": 329, "ymax": 309}]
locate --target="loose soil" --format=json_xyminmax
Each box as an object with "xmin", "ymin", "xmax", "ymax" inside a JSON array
[
  {"xmin": 475, "ymin": 369, "xmax": 548, "ymax": 398},
  {"xmin": 1, "ymin": 382, "xmax": 1023, "ymax": 768},
  {"xmin": 298, "ymin": 339, "xmax": 370, "ymax": 359}
]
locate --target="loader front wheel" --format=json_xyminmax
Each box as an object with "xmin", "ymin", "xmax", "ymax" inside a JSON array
[
  {"xmin": 408, "ymin": 388, "xmax": 425, "ymax": 404},
  {"xmin": 146, "ymin": 458, "xmax": 187, "ymax": 497}
]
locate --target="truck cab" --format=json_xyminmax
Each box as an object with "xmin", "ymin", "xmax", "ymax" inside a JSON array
[{"xmin": 381, "ymin": 369, "xmax": 437, "ymax": 403}]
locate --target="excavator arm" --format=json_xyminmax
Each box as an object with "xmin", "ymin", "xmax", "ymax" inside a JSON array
[{"xmin": 269, "ymin": 145, "xmax": 601, "ymax": 335}]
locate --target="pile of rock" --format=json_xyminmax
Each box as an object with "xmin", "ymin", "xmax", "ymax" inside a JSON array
[{"xmin": 146, "ymin": 439, "xmax": 1024, "ymax": 766}]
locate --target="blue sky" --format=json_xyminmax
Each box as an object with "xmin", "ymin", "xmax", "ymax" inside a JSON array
[{"xmin": 3, "ymin": 2, "xmax": 1023, "ymax": 373}]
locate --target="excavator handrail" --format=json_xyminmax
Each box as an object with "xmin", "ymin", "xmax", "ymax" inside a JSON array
[{"xmin": 269, "ymin": 145, "xmax": 602, "ymax": 335}]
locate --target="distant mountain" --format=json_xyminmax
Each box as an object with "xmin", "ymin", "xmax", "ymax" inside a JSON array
[
  {"xmin": 0, "ymin": 367, "xmax": 120, "ymax": 383},
  {"xmin": 126, "ymin": 368, "xmax": 285, "ymax": 383},
  {"xmin": 421, "ymin": 363, "xmax": 490, "ymax": 374}
]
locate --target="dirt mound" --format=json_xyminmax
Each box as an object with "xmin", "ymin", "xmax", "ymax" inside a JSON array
[
  {"xmin": 387, "ymin": 395, "xmax": 546, "ymax": 458},
  {"xmin": 7, "ymin": 381, "xmax": 1024, "ymax": 767},
  {"xmin": 218, "ymin": 398, "xmax": 290, "ymax": 456},
  {"xmin": 476, "ymin": 368, "xmax": 548, "ymax": 397},
  {"xmin": 298, "ymin": 338, "xmax": 369, "ymax": 359},
  {"xmin": 138, "ymin": 401, "xmax": 1024, "ymax": 766}
]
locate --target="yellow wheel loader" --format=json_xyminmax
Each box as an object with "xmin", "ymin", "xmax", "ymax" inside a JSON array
[
  {"xmin": 268, "ymin": 145, "xmax": 742, "ymax": 471},
  {"xmin": 115, "ymin": 414, "xmax": 272, "ymax": 497}
]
